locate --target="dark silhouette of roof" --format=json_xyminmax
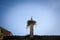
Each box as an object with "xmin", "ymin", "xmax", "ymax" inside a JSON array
[{"xmin": 3, "ymin": 35, "xmax": 60, "ymax": 40}]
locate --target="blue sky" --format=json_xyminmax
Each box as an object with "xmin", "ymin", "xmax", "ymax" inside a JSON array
[{"xmin": 0, "ymin": 0, "xmax": 60, "ymax": 35}]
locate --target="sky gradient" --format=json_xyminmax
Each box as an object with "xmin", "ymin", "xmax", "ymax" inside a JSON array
[{"xmin": 0, "ymin": 0, "xmax": 60, "ymax": 36}]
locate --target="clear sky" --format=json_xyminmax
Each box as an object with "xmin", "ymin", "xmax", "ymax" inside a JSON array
[{"xmin": 0, "ymin": 0, "xmax": 60, "ymax": 36}]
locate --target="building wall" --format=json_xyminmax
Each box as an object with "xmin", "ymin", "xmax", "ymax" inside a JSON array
[{"xmin": 0, "ymin": 26, "xmax": 12, "ymax": 37}]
